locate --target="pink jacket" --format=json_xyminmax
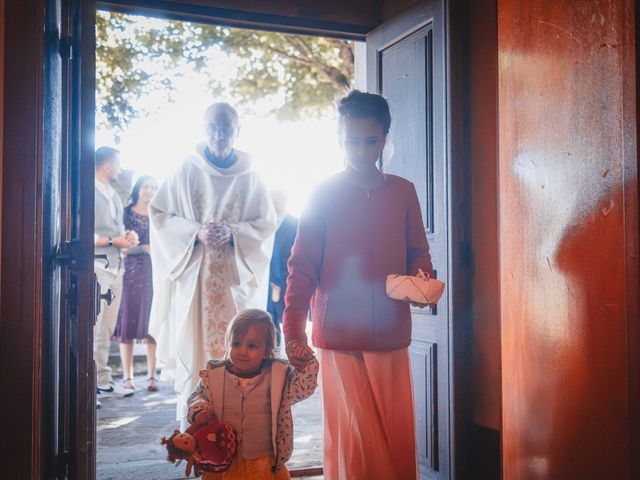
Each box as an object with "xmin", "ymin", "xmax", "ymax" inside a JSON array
[{"xmin": 283, "ymin": 172, "xmax": 433, "ymax": 351}]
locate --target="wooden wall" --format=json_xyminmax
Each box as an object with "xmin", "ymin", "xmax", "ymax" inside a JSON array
[{"xmin": 498, "ymin": 0, "xmax": 639, "ymax": 478}]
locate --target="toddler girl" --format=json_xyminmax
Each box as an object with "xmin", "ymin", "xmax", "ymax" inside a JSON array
[{"xmin": 187, "ymin": 308, "xmax": 317, "ymax": 479}]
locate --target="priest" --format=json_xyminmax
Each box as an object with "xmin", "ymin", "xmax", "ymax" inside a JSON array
[{"xmin": 149, "ymin": 102, "xmax": 277, "ymax": 424}]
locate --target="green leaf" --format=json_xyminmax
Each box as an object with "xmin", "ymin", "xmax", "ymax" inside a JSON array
[{"xmin": 96, "ymin": 11, "xmax": 354, "ymax": 133}]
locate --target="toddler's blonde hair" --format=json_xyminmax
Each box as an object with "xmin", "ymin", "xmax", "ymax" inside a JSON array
[{"xmin": 224, "ymin": 308, "xmax": 277, "ymax": 359}]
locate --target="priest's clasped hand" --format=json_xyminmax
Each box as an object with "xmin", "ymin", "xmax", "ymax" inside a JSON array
[{"xmin": 197, "ymin": 222, "xmax": 233, "ymax": 247}]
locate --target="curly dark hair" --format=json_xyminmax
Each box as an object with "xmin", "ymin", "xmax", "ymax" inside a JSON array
[{"xmin": 337, "ymin": 90, "xmax": 392, "ymax": 135}]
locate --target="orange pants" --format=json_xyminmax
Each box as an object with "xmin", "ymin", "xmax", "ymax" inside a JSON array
[
  {"xmin": 203, "ymin": 456, "xmax": 290, "ymax": 480},
  {"xmin": 319, "ymin": 348, "xmax": 418, "ymax": 480}
]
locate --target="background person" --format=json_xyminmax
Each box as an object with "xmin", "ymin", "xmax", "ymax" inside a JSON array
[
  {"xmin": 149, "ymin": 102, "xmax": 278, "ymax": 426},
  {"xmin": 113, "ymin": 175, "xmax": 159, "ymax": 392},
  {"xmin": 267, "ymin": 190, "xmax": 298, "ymax": 347},
  {"xmin": 94, "ymin": 146, "xmax": 139, "ymax": 402}
]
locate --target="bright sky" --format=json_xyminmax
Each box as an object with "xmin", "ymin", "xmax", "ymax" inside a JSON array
[{"xmin": 96, "ymin": 15, "xmax": 352, "ymax": 217}]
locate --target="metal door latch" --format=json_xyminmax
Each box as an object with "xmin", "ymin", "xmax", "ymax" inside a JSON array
[
  {"xmin": 94, "ymin": 254, "xmax": 110, "ymax": 270},
  {"xmin": 95, "ymin": 283, "xmax": 115, "ymax": 318},
  {"xmin": 99, "ymin": 288, "xmax": 114, "ymax": 306}
]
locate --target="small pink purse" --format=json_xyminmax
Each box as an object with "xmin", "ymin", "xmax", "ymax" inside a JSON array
[{"xmin": 386, "ymin": 269, "xmax": 445, "ymax": 304}]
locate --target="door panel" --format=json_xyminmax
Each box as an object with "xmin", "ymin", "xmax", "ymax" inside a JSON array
[
  {"xmin": 367, "ymin": 1, "xmax": 449, "ymax": 478},
  {"xmin": 47, "ymin": 0, "xmax": 97, "ymax": 478},
  {"xmin": 410, "ymin": 341, "xmax": 439, "ymax": 471},
  {"xmin": 379, "ymin": 28, "xmax": 434, "ymax": 233}
]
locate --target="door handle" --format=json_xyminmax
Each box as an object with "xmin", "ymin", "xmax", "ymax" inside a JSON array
[
  {"xmin": 100, "ymin": 288, "xmax": 114, "ymax": 306},
  {"xmin": 95, "ymin": 281, "xmax": 115, "ymax": 319},
  {"xmin": 94, "ymin": 253, "xmax": 110, "ymax": 270}
]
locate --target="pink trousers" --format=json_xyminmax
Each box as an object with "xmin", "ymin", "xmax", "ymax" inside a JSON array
[{"xmin": 319, "ymin": 348, "xmax": 418, "ymax": 480}]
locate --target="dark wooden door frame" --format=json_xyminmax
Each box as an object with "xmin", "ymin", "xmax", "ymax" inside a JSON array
[
  {"xmin": 446, "ymin": 0, "xmax": 476, "ymax": 477},
  {"xmin": 98, "ymin": 0, "xmax": 371, "ymax": 40},
  {"xmin": 41, "ymin": 0, "xmax": 98, "ymax": 478},
  {"xmin": 1, "ymin": 1, "xmax": 46, "ymax": 478}
]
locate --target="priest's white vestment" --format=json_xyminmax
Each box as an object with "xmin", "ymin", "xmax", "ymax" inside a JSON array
[{"xmin": 149, "ymin": 145, "xmax": 277, "ymax": 421}]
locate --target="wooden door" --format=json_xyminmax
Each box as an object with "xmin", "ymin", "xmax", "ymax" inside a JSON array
[
  {"xmin": 498, "ymin": 0, "xmax": 639, "ymax": 478},
  {"xmin": 44, "ymin": 0, "xmax": 97, "ymax": 477},
  {"xmin": 367, "ymin": 1, "xmax": 450, "ymax": 478}
]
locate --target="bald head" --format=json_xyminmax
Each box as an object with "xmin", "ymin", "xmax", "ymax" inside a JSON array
[
  {"xmin": 205, "ymin": 102, "xmax": 239, "ymax": 122},
  {"xmin": 204, "ymin": 102, "xmax": 240, "ymax": 159}
]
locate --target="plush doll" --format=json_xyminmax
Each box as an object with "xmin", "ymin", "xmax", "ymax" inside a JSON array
[{"xmin": 162, "ymin": 411, "xmax": 237, "ymax": 477}]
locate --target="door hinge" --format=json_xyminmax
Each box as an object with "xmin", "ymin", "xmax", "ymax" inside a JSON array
[{"xmin": 59, "ymin": 36, "xmax": 73, "ymax": 60}]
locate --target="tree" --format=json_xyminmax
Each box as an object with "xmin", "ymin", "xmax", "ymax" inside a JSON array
[{"xmin": 96, "ymin": 11, "xmax": 354, "ymax": 134}]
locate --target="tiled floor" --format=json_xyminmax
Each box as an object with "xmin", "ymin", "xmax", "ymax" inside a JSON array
[{"xmin": 96, "ymin": 373, "xmax": 323, "ymax": 479}]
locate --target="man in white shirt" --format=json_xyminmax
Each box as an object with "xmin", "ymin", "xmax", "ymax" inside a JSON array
[{"xmin": 94, "ymin": 146, "xmax": 138, "ymax": 402}]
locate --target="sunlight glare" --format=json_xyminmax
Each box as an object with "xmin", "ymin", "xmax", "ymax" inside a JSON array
[
  {"xmin": 98, "ymin": 415, "xmax": 141, "ymax": 430},
  {"xmin": 95, "ymin": 13, "xmax": 348, "ymax": 218},
  {"xmin": 96, "ymin": 93, "xmax": 344, "ymax": 217}
]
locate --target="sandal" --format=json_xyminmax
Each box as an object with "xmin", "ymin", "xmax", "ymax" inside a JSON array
[
  {"xmin": 147, "ymin": 377, "xmax": 158, "ymax": 392},
  {"xmin": 123, "ymin": 378, "xmax": 135, "ymax": 391}
]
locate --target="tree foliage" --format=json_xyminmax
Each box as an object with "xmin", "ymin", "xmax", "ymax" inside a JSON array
[{"xmin": 96, "ymin": 11, "xmax": 354, "ymax": 133}]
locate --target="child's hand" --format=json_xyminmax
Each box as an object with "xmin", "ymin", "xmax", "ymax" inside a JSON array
[
  {"xmin": 285, "ymin": 340, "xmax": 315, "ymax": 371},
  {"xmin": 194, "ymin": 408, "xmax": 214, "ymax": 425}
]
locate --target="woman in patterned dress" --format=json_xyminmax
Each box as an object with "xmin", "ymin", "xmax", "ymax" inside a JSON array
[{"xmin": 114, "ymin": 175, "xmax": 159, "ymax": 391}]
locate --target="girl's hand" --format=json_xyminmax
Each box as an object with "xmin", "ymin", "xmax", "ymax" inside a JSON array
[
  {"xmin": 193, "ymin": 408, "xmax": 214, "ymax": 425},
  {"xmin": 285, "ymin": 340, "xmax": 314, "ymax": 371}
]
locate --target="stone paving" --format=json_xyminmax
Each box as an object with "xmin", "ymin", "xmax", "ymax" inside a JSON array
[{"xmin": 97, "ymin": 372, "xmax": 323, "ymax": 479}]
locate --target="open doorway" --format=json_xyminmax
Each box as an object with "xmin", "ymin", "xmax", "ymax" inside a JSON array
[
  {"xmin": 42, "ymin": 1, "xmax": 456, "ymax": 479},
  {"xmin": 93, "ymin": 9, "xmax": 360, "ymax": 479}
]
